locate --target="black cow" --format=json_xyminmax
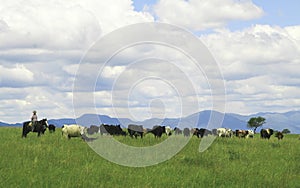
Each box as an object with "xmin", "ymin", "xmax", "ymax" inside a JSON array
[
  {"xmin": 48, "ymin": 124, "xmax": 56, "ymax": 133},
  {"xmin": 87, "ymin": 125, "xmax": 99, "ymax": 135},
  {"xmin": 275, "ymin": 131, "xmax": 284, "ymax": 140},
  {"xmin": 260, "ymin": 128, "xmax": 274, "ymax": 139},
  {"xmin": 174, "ymin": 127, "xmax": 182, "ymax": 135},
  {"xmin": 147, "ymin": 125, "xmax": 166, "ymax": 138},
  {"xmin": 193, "ymin": 128, "xmax": 212, "ymax": 138},
  {"xmin": 128, "ymin": 124, "xmax": 144, "ymax": 138},
  {"xmin": 100, "ymin": 124, "xmax": 126, "ymax": 136},
  {"xmin": 183, "ymin": 128, "xmax": 190, "ymax": 137},
  {"xmin": 22, "ymin": 119, "xmax": 48, "ymax": 137}
]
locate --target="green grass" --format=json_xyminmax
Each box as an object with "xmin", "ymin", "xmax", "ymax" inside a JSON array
[{"xmin": 0, "ymin": 127, "xmax": 299, "ymax": 188}]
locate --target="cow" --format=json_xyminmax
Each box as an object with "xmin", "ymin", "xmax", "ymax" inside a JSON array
[
  {"xmin": 87, "ymin": 125, "xmax": 100, "ymax": 135},
  {"xmin": 246, "ymin": 130, "xmax": 254, "ymax": 138},
  {"xmin": 183, "ymin": 128, "xmax": 190, "ymax": 137},
  {"xmin": 235, "ymin": 129, "xmax": 249, "ymax": 138},
  {"xmin": 260, "ymin": 128, "xmax": 274, "ymax": 139},
  {"xmin": 48, "ymin": 124, "xmax": 56, "ymax": 133},
  {"xmin": 217, "ymin": 128, "xmax": 233, "ymax": 137},
  {"xmin": 99, "ymin": 124, "xmax": 126, "ymax": 136},
  {"xmin": 165, "ymin": 126, "xmax": 172, "ymax": 136},
  {"xmin": 211, "ymin": 129, "xmax": 218, "ymax": 136},
  {"xmin": 128, "ymin": 124, "xmax": 144, "ymax": 138},
  {"xmin": 193, "ymin": 128, "xmax": 212, "ymax": 138},
  {"xmin": 174, "ymin": 127, "xmax": 182, "ymax": 135},
  {"xmin": 22, "ymin": 119, "xmax": 49, "ymax": 138},
  {"xmin": 147, "ymin": 125, "xmax": 166, "ymax": 138},
  {"xmin": 62, "ymin": 124, "xmax": 85, "ymax": 139},
  {"xmin": 275, "ymin": 131, "xmax": 284, "ymax": 140}
]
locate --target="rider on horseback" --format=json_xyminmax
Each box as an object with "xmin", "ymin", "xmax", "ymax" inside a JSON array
[{"xmin": 30, "ymin": 110, "xmax": 38, "ymax": 131}]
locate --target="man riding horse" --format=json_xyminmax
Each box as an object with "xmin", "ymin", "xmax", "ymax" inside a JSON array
[
  {"xmin": 22, "ymin": 110, "xmax": 48, "ymax": 137},
  {"xmin": 30, "ymin": 110, "xmax": 38, "ymax": 131}
]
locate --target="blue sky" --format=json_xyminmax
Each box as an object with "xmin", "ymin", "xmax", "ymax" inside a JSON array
[
  {"xmin": 132, "ymin": 0, "xmax": 300, "ymax": 30},
  {"xmin": 0, "ymin": 0, "xmax": 299, "ymax": 123},
  {"xmin": 230, "ymin": 0, "xmax": 300, "ymax": 29}
]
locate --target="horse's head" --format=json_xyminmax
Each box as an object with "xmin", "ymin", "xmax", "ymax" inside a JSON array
[{"xmin": 41, "ymin": 118, "xmax": 49, "ymax": 128}]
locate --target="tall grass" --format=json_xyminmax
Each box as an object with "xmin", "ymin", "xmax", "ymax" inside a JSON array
[{"xmin": 0, "ymin": 127, "xmax": 299, "ymax": 187}]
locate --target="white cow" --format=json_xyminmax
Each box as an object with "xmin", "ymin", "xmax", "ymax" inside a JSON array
[
  {"xmin": 246, "ymin": 130, "xmax": 254, "ymax": 138},
  {"xmin": 165, "ymin": 126, "xmax": 172, "ymax": 136},
  {"xmin": 217, "ymin": 128, "xmax": 233, "ymax": 137},
  {"xmin": 62, "ymin": 124, "xmax": 85, "ymax": 139}
]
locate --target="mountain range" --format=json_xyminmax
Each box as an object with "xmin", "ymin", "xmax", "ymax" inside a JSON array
[{"xmin": 1, "ymin": 110, "xmax": 299, "ymax": 133}]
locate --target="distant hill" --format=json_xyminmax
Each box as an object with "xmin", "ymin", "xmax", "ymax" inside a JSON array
[
  {"xmin": 0, "ymin": 122, "xmax": 11, "ymax": 127},
  {"xmin": 0, "ymin": 121, "xmax": 21, "ymax": 127},
  {"xmin": 1, "ymin": 110, "xmax": 299, "ymax": 133}
]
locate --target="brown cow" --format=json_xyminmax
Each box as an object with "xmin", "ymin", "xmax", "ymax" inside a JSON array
[
  {"xmin": 235, "ymin": 129, "xmax": 249, "ymax": 138},
  {"xmin": 275, "ymin": 131, "xmax": 284, "ymax": 140}
]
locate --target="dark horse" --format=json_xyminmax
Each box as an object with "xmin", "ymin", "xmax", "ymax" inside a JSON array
[{"xmin": 22, "ymin": 119, "xmax": 49, "ymax": 137}]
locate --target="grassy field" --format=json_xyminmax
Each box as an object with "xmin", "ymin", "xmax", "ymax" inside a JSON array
[{"xmin": 0, "ymin": 127, "xmax": 299, "ymax": 188}]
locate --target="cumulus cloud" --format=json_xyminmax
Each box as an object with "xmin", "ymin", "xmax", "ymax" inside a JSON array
[
  {"xmin": 0, "ymin": 0, "xmax": 154, "ymax": 51},
  {"xmin": 0, "ymin": 0, "xmax": 156, "ymax": 123},
  {"xmin": 202, "ymin": 24, "xmax": 300, "ymax": 80},
  {"xmin": 202, "ymin": 24, "xmax": 300, "ymax": 114},
  {"xmin": 0, "ymin": 86, "xmax": 75, "ymax": 122},
  {"xmin": 0, "ymin": 64, "xmax": 34, "ymax": 87},
  {"xmin": 153, "ymin": 0, "xmax": 264, "ymax": 31},
  {"xmin": 0, "ymin": 2, "xmax": 101, "ymax": 50}
]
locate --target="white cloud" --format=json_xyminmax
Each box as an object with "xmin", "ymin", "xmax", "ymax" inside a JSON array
[
  {"xmin": 0, "ymin": 1, "xmax": 101, "ymax": 50},
  {"xmin": 0, "ymin": 87, "xmax": 75, "ymax": 122},
  {"xmin": 0, "ymin": 64, "xmax": 34, "ymax": 87},
  {"xmin": 62, "ymin": 64, "xmax": 80, "ymax": 76},
  {"xmin": 102, "ymin": 66, "xmax": 126, "ymax": 78},
  {"xmin": 0, "ymin": 1, "xmax": 155, "ymax": 121},
  {"xmin": 0, "ymin": 0, "xmax": 154, "ymax": 51},
  {"xmin": 202, "ymin": 25, "xmax": 300, "ymax": 81},
  {"xmin": 153, "ymin": 0, "xmax": 263, "ymax": 31},
  {"xmin": 202, "ymin": 24, "xmax": 300, "ymax": 114}
]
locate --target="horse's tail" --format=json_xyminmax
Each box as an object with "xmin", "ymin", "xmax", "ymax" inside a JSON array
[{"xmin": 22, "ymin": 122, "xmax": 29, "ymax": 138}]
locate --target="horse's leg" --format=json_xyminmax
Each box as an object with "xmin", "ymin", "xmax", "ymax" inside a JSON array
[
  {"xmin": 22, "ymin": 128, "xmax": 25, "ymax": 138},
  {"xmin": 37, "ymin": 126, "xmax": 41, "ymax": 137},
  {"xmin": 37, "ymin": 130, "xmax": 41, "ymax": 137},
  {"xmin": 22, "ymin": 127, "xmax": 29, "ymax": 138}
]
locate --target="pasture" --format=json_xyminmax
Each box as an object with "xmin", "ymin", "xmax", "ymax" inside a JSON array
[{"xmin": 0, "ymin": 127, "xmax": 299, "ymax": 188}]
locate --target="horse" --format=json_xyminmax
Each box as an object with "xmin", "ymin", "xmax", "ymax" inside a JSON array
[{"xmin": 22, "ymin": 119, "xmax": 49, "ymax": 137}]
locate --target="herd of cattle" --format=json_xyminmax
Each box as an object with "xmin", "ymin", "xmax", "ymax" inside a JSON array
[
  {"xmin": 58, "ymin": 123, "xmax": 285, "ymax": 141},
  {"xmin": 21, "ymin": 119, "xmax": 288, "ymax": 140}
]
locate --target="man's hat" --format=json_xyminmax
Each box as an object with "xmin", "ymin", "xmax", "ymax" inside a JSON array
[{"xmin": 33, "ymin": 110, "xmax": 37, "ymax": 113}]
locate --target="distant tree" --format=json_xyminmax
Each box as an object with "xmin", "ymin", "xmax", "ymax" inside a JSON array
[
  {"xmin": 247, "ymin": 116, "xmax": 266, "ymax": 134},
  {"xmin": 282, "ymin": 129, "xmax": 291, "ymax": 134}
]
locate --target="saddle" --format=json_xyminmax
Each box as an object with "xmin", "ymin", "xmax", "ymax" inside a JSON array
[{"xmin": 28, "ymin": 122, "xmax": 36, "ymax": 131}]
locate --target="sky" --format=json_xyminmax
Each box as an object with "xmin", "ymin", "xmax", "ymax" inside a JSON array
[{"xmin": 0, "ymin": 0, "xmax": 299, "ymax": 123}]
